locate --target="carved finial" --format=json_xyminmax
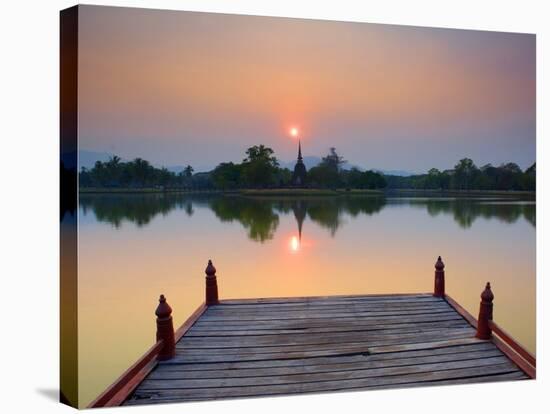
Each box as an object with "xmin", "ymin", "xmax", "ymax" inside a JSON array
[
  {"xmin": 435, "ymin": 256, "xmax": 445, "ymax": 270},
  {"xmin": 481, "ymin": 282, "xmax": 494, "ymax": 303},
  {"xmin": 205, "ymin": 259, "xmax": 216, "ymax": 277},
  {"xmin": 155, "ymin": 294, "xmax": 172, "ymax": 318}
]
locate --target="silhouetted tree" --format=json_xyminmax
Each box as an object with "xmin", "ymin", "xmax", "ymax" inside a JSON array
[
  {"xmin": 308, "ymin": 148, "xmax": 346, "ymax": 188},
  {"xmin": 241, "ymin": 145, "xmax": 279, "ymax": 187},
  {"xmin": 211, "ymin": 162, "xmax": 243, "ymax": 190}
]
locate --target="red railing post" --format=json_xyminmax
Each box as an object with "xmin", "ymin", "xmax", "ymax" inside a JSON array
[
  {"xmin": 205, "ymin": 259, "xmax": 219, "ymax": 305},
  {"xmin": 433, "ymin": 256, "xmax": 445, "ymax": 297},
  {"xmin": 476, "ymin": 282, "xmax": 494, "ymax": 340},
  {"xmin": 155, "ymin": 294, "xmax": 175, "ymax": 360}
]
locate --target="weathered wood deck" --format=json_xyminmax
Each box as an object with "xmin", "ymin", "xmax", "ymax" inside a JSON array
[
  {"xmin": 124, "ymin": 293, "xmax": 528, "ymax": 405},
  {"xmin": 89, "ymin": 258, "xmax": 535, "ymax": 408}
]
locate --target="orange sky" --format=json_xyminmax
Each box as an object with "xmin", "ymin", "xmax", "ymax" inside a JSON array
[{"xmin": 78, "ymin": 5, "xmax": 535, "ymax": 172}]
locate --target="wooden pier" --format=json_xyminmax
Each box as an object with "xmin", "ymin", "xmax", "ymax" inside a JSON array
[{"xmin": 89, "ymin": 257, "xmax": 535, "ymax": 407}]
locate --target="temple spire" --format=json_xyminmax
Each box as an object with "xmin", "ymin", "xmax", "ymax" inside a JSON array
[{"xmin": 292, "ymin": 140, "xmax": 307, "ymax": 186}]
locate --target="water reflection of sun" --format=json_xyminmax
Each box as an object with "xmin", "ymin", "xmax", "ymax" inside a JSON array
[{"xmin": 289, "ymin": 235, "xmax": 300, "ymax": 252}]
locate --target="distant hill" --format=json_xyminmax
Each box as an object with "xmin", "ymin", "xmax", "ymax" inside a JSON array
[
  {"xmin": 78, "ymin": 150, "xmax": 115, "ymax": 170},
  {"xmin": 279, "ymin": 156, "xmax": 323, "ymax": 170},
  {"xmin": 372, "ymin": 169, "xmax": 415, "ymax": 177},
  {"xmin": 280, "ymin": 157, "xmax": 413, "ymax": 176}
]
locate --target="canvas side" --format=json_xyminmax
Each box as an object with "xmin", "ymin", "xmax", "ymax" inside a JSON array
[{"xmin": 60, "ymin": 4, "xmax": 79, "ymax": 408}]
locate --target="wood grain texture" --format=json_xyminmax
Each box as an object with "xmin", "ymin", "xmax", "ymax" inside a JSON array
[
  {"xmin": 126, "ymin": 363, "xmax": 522, "ymax": 404},
  {"xmin": 125, "ymin": 371, "xmax": 528, "ymax": 405},
  {"xmin": 123, "ymin": 294, "xmax": 529, "ymax": 405}
]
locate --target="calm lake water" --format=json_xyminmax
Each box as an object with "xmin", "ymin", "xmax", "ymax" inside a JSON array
[{"xmin": 76, "ymin": 192, "xmax": 535, "ymax": 407}]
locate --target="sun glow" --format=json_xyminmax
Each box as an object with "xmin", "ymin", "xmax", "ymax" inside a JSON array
[
  {"xmin": 289, "ymin": 127, "xmax": 299, "ymax": 138},
  {"xmin": 289, "ymin": 235, "xmax": 300, "ymax": 252}
]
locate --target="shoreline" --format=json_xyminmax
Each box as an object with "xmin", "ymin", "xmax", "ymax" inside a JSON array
[
  {"xmin": 78, "ymin": 187, "xmax": 384, "ymax": 196},
  {"xmin": 387, "ymin": 188, "xmax": 536, "ymax": 197},
  {"xmin": 79, "ymin": 187, "xmax": 535, "ymax": 197}
]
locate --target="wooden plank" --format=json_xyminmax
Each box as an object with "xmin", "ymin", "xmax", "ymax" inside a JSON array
[
  {"xmin": 149, "ymin": 348, "xmax": 503, "ymax": 380},
  {"xmin": 367, "ymin": 371, "xmax": 528, "ymax": 390},
  {"xmin": 200, "ymin": 308, "xmax": 455, "ymax": 322},
  {"xmin": 187, "ymin": 320, "xmax": 470, "ymax": 337},
  {"xmin": 190, "ymin": 314, "xmax": 466, "ymax": 331},
  {"xmin": 219, "ymin": 293, "xmax": 434, "ymax": 305},
  {"xmin": 125, "ymin": 371, "xmax": 528, "ymax": 404},
  {"xmin": 215, "ymin": 298, "xmax": 441, "ymax": 308},
  {"xmin": 204, "ymin": 306, "xmax": 451, "ymax": 318},
  {"xmin": 211, "ymin": 299, "xmax": 447, "ymax": 309},
  {"xmin": 167, "ymin": 336, "xmax": 483, "ymax": 364},
  {"xmin": 186, "ymin": 324, "xmax": 474, "ymax": 342},
  {"xmin": 139, "ymin": 356, "xmax": 512, "ymax": 390},
  {"xmin": 177, "ymin": 327, "xmax": 476, "ymax": 349},
  {"xmin": 160, "ymin": 342, "xmax": 499, "ymax": 373},
  {"xmin": 126, "ymin": 363, "xmax": 519, "ymax": 402},
  {"xmin": 193, "ymin": 312, "xmax": 461, "ymax": 328},
  {"xmin": 166, "ymin": 344, "xmax": 373, "ymax": 363},
  {"xmin": 176, "ymin": 328, "xmax": 475, "ymax": 353},
  {"xmin": 368, "ymin": 337, "xmax": 486, "ymax": 354},
  {"xmin": 217, "ymin": 297, "xmax": 440, "ymax": 308},
  {"xmin": 213, "ymin": 299, "xmax": 445, "ymax": 311},
  {"xmin": 206, "ymin": 302, "xmax": 451, "ymax": 314},
  {"xmin": 158, "ymin": 341, "xmax": 498, "ymax": 371}
]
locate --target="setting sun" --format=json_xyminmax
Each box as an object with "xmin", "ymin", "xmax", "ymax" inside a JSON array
[{"xmin": 289, "ymin": 127, "xmax": 299, "ymax": 138}]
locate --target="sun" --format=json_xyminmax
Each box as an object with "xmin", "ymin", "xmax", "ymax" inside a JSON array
[{"xmin": 289, "ymin": 127, "xmax": 299, "ymax": 138}]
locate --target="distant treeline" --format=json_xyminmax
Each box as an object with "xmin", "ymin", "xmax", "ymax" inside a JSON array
[
  {"xmin": 78, "ymin": 146, "xmax": 387, "ymax": 190},
  {"xmin": 79, "ymin": 156, "xmax": 195, "ymax": 188},
  {"xmin": 385, "ymin": 159, "xmax": 535, "ymax": 191},
  {"xmin": 211, "ymin": 146, "xmax": 386, "ymax": 190},
  {"xmin": 78, "ymin": 149, "xmax": 535, "ymax": 192}
]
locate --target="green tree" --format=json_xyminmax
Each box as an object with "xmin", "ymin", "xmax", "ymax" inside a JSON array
[
  {"xmin": 309, "ymin": 148, "xmax": 345, "ymax": 188},
  {"xmin": 344, "ymin": 167, "xmax": 363, "ymax": 188},
  {"xmin": 322, "ymin": 147, "xmax": 346, "ymax": 171},
  {"xmin": 522, "ymin": 162, "xmax": 536, "ymax": 191},
  {"xmin": 131, "ymin": 158, "xmax": 152, "ymax": 187},
  {"xmin": 274, "ymin": 167, "xmax": 292, "ymax": 187},
  {"xmin": 453, "ymin": 158, "xmax": 478, "ymax": 190},
  {"xmin": 184, "ymin": 165, "xmax": 194, "ymax": 178},
  {"xmin": 158, "ymin": 167, "xmax": 172, "ymax": 187},
  {"xmin": 363, "ymin": 170, "xmax": 387, "ymax": 189},
  {"xmin": 241, "ymin": 145, "xmax": 279, "ymax": 187},
  {"xmin": 211, "ymin": 162, "xmax": 243, "ymax": 190},
  {"xmin": 426, "ymin": 168, "xmax": 441, "ymax": 189}
]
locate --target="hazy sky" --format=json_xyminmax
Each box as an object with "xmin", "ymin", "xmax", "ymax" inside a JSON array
[{"xmin": 78, "ymin": 5, "xmax": 535, "ymax": 172}]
